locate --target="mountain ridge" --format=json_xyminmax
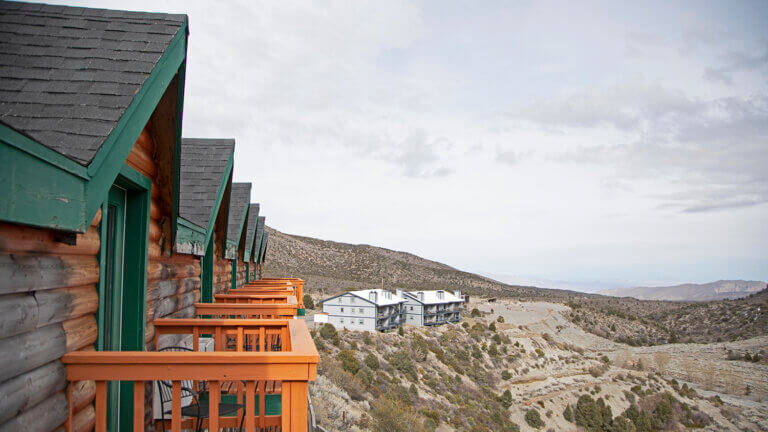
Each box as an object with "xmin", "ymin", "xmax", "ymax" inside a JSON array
[{"xmin": 600, "ymin": 280, "xmax": 766, "ymax": 301}]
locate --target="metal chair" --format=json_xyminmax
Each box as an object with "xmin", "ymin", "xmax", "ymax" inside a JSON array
[{"xmin": 156, "ymin": 346, "xmax": 245, "ymax": 432}]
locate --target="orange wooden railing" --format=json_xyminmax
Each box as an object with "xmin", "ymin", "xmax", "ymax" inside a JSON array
[
  {"xmin": 195, "ymin": 298, "xmax": 297, "ymax": 319},
  {"xmin": 215, "ymin": 292, "xmax": 295, "ymax": 304},
  {"xmin": 62, "ymin": 319, "xmax": 318, "ymax": 432},
  {"xmin": 153, "ymin": 318, "xmax": 292, "ymax": 352},
  {"xmin": 245, "ymin": 278, "xmax": 305, "ymax": 309}
]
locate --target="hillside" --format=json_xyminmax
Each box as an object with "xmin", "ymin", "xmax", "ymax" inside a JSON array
[
  {"xmin": 264, "ymin": 226, "xmax": 768, "ymax": 346},
  {"xmin": 600, "ymin": 280, "xmax": 766, "ymax": 301}
]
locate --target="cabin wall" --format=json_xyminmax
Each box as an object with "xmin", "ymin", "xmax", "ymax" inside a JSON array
[
  {"xmin": 235, "ymin": 257, "xmax": 247, "ymax": 289},
  {"xmin": 0, "ymin": 212, "xmax": 101, "ymax": 431}
]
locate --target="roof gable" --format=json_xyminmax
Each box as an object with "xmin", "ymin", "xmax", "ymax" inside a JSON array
[
  {"xmin": 0, "ymin": 2, "xmax": 187, "ymax": 165},
  {"xmin": 178, "ymin": 137, "xmax": 234, "ymax": 230},
  {"xmin": 242, "ymin": 203, "xmax": 260, "ymax": 262},
  {"xmin": 225, "ymin": 182, "xmax": 251, "ymax": 259},
  {"xmin": 251, "ymin": 216, "xmax": 265, "ymax": 263}
]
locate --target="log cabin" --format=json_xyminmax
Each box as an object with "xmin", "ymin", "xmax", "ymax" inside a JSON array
[
  {"xmin": 242, "ymin": 203, "xmax": 261, "ymax": 283},
  {"xmin": 176, "ymin": 137, "xmax": 234, "ymax": 304},
  {"xmin": 0, "ymin": 2, "xmax": 317, "ymax": 431},
  {"xmin": 224, "ymin": 183, "xmax": 252, "ymax": 291}
]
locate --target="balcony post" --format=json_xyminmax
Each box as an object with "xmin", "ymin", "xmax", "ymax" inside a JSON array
[{"xmin": 281, "ymin": 381, "xmax": 308, "ymax": 432}]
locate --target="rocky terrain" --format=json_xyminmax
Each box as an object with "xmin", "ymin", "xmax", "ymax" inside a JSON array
[
  {"xmin": 263, "ymin": 226, "xmax": 768, "ymax": 431},
  {"xmin": 600, "ymin": 280, "xmax": 766, "ymax": 302}
]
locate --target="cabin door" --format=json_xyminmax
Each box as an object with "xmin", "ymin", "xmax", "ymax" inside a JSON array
[{"xmin": 103, "ymin": 185, "xmax": 126, "ymax": 430}]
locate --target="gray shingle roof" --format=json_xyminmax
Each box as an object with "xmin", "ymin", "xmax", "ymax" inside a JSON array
[
  {"xmin": 243, "ymin": 203, "xmax": 260, "ymax": 257},
  {"xmin": 179, "ymin": 138, "xmax": 234, "ymax": 230},
  {"xmin": 0, "ymin": 1, "xmax": 187, "ymax": 165},
  {"xmin": 253, "ymin": 216, "xmax": 265, "ymax": 262},
  {"xmin": 226, "ymin": 182, "xmax": 251, "ymax": 244}
]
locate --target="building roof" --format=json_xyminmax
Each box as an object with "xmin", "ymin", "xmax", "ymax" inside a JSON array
[
  {"xmin": 405, "ymin": 290, "xmax": 463, "ymax": 305},
  {"xmin": 226, "ymin": 182, "xmax": 251, "ymax": 244},
  {"xmin": 242, "ymin": 203, "xmax": 260, "ymax": 261},
  {"xmin": 178, "ymin": 138, "xmax": 234, "ymax": 230},
  {"xmin": 251, "ymin": 215, "xmax": 265, "ymax": 263},
  {"xmin": 322, "ymin": 289, "xmax": 407, "ymax": 306},
  {"xmin": 0, "ymin": 1, "xmax": 187, "ymax": 165}
]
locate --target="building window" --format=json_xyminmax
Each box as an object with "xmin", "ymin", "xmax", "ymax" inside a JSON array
[
  {"xmin": 359, "ymin": 308, "xmax": 364, "ymax": 314},
  {"xmin": 410, "ymin": 306, "xmax": 413, "ymax": 311},
  {"xmin": 340, "ymin": 307, "xmax": 344, "ymax": 313},
  {"xmin": 340, "ymin": 318, "xmax": 344, "ymax": 324},
  {"xmin": 359, "ymin": 319, "xmax": 363, "ymax": 325},
  {"xmin": 350, "ymin": 297, "xmax": 356, "ymax": 303}
]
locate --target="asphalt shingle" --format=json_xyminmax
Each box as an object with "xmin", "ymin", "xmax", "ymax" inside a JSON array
[
  {"xmin": 226, "ymin": 182, "xmax": 251, "ymax": 245},
  {"xmin": 179, "ymin": 138, "xmax": 234, "ymax": 231},
  {"xmin": 0, "ymin": 1, "xmax": 186, "ymax": 165}
]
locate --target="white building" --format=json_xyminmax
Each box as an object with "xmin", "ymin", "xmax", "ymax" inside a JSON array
[
  {"xmin": 403, "ymin": 290, "xmax": 463, "ymax": 326},
  {"xmin": 320, "ymin": 289, "xmax": 406, "ymax": 331}
]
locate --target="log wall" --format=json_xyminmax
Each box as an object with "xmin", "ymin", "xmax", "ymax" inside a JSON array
[
  {"xmin": 235, "ymin": 257, "xmax": 247, "ymax": 289},
  {"xmin": 0, "ymin": 123, "xmax": 206, "ymax": 431}
]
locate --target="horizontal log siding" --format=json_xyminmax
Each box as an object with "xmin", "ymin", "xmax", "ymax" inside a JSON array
[
  {"xmin": 236, "ymin": 257, "xmax": 247, "ymax": 289},
  {"xmin": 0, "ymin": 211, "xmax": 100, "ymax": 431}
]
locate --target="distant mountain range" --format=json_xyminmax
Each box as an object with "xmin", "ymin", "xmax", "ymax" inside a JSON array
[{"xmin": 600, "ymin": 280, "xmax": 767, "ymax": 301}]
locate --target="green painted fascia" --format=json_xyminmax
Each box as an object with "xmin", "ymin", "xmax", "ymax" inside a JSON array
[
  {"xmin": 0, "ymin": 21, "xmax": 188, "ymax": 233},
  {"xmin": 0, "ymin": 139, "xmax": 87, "ymax": 230},
  {"xmin": 0, "ymin": 125, "xmax": 89, "ymax": 179},
  {"xmin": 201, "ymin": 154, "xmax": 234, "ymax": 252},
  {"xmin": 224, "ymin": 203, "xmax": 249, "ymax": 260},
  {"xmin": 170, "ymin": 58, "xmax": 187, "ymax": 251},
  {"xmin": 175, "ymin": 217, "xmax": 206, "ymax": 255},
  {"xmin": 260, "ymin": 232, "xmax": 268, "ymax": 263}
]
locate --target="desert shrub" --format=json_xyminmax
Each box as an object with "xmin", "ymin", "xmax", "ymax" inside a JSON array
[
  {"xmin": 535, "ymin": 348, "xmax": 545, "ymax": 358},
  {"xmin": 471, "ymin": 308, "xmax": 481, "ymax": 317},
  {"xmin": 303, "ymin": 294, "xmax": 315, "ymax": 309},
  {"xmin": 525, "ymin": 409, "xmax": 545, "ymax": 429},
  {"xmin": 319, "ymin": 323, "xmax": 337, "ymax": 339},
  {"xmin": 589, "ymin": 364, "xmax": 607, "ymax": 377},
  {"xmin": 363, "ymin": 333, "xmax": 372, "ymax": 345},
  {"xmin": 563, "ymin": 404, "xmax": 573, "ymax": 422},
  {"xmin": 492, "ymin": 333, "xmax": 502, "ymax": 344},
  {"xmin": 574, "ymin": 395, "xmax": 612, "ymax": 431},
  {"xmin": 609, "ymin": 416, "xmax": 636, "ymax": 432},
  {"xmin": 314, "ymin": 337, "xmax": 326, "ymax": 351},
  {"xmin": 472, "ymin": 345, "xmax": 483, "ymax": 359},
  {"xmin": 337, "ymin": 350, "xmax": 360, "ymax": 375},
  {"xmin": 651, "ymin": 393, "xmax": 675, "ymax": 429},
  {"xmin": 390, "ymin": 351, "xmax": 418, "ymax": 381},
  {"xmin": 499, "ymin": 389, "xmax": 513, "ymax": 408},
  {"xmin": 365, "ymin": 353, "xmax": 380, "ymax": 370},
  {"xmin": 398, "ymin": 326, "xmax": 404, "ymax": 336},
  {"xmin": 423, "ymin": 417, "xmax": 437, "ymax": 432},
  {"xmin": 489, "ymin": 322, "xmax": 497, "ymax": 331},
  {"xmin": 370, "ymin": 397, "xmax": 425, "ymax": 432},
  {"xmin": 489, "ymin": 344, "xmax": 499, "ymax": 356},
  {"xmin": 501, "ymin": 370, "xmax": 512, "ymax": 380},
  {"xmin": 621, "ymin": 404, "xmax": 652, "ymax": 432},
  {"xmin": 355, "ymin": 367, "xmax": 373, "ymax": 387},
  {"xmin": 462, "ymin": 322, "xmax": 470, "ymax": 329},
  {"xmin": 497, "ymin": 315, "xmax": 505, "ymax": 323}
]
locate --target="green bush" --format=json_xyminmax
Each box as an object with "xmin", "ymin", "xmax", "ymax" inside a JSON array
[
  {"xmin": 497, "ymin": 315, "xmax": 505, "ymax": 323},
  {"xmin": 563, "ymin": 404, "xmax": 573, "ymax": 422},
  {"xmin": 398, "ymin": 326, "xmax": 405, "ymax": 336},
  {"xmin": 365, "ymin": 353, "xmax": 380, "ymax": 370},
  {"xmin": 574, "ymin": 395, "xmax": 612, "ymax": 431},
  {"xmin": 489, "ymin": 322, "xmax": 497, "ymax": 331},
  {"xmin": 501, "ymin": 370, "xmax": 512, "ymax": 380},
  {"xmin": 488, "ymin": 343, "xmax": 499, "ymax": 356},
  {"xmin": 303, "ymin": 294, "xmax": 315, "ymax": 309},
  {"xmin": 319, "ymin": 323, "xmax": 337, "ymax": 339},
  {"xmin": 471, "ymin": 308, "xmax": 481, "ymax": 317},
  {"xmin": 525, "ymin": 409, "xmax": 545, "ymax": 429},
  {"xmin": 499, "ymin": 389, "xmax": 513, "ymax": 408},
  {"xmin": 370, "ymin": 397, "xmax": 425, "ymax": 432},
  {"xmin": 390, "ymin": 351, "xmax": 418, "ymax": 381},
  {"xmin": 337, "ymin": 349, "xmax": 360, "ymax": 374}
]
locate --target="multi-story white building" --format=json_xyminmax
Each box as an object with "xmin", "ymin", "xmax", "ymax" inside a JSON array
[
  {"xmin": 319, "ymin": 289, "xmax": 406, "ymax": 331},
  {"xmin": 403, "ymin": 290, "xmax": 463, "ymax": 326}
]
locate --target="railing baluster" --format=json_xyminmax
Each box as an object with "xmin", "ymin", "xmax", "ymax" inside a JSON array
[
  {"xmin": 259, "ymin": 380, "xmax": 266, "ymax": 429},
  {"xmin": 260, "ymin": 326, "xmax": 266, "ymax": 352},
  {"xmin": 133, "ymin": 381, "xmax": 145, "ymax": 432},
  {"xmin": 193, "ymin": 326, "xmax": 199, "ymax": 351},
  {"xmin": 209, "ymin": 381, "xmax": 220, "ymax": 431},
  {"xmin": 66, "ymin": 383, "xmax": 73, "ymax": 432},
  {"xmin": 237, "ymin": 326, "xmax": 244, "ymax": 352},
  {"xmin": 172, "ymin": 381, "xmax": 181, "ymax": 432},
  {"xmin": 95, "ymin": 381, "xmax": 107, "ymax": 432},
  {"xmin": 246, "ymin": 380, "xmax": 256, "ymax": 432}
]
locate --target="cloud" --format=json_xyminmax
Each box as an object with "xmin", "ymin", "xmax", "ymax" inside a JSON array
[
  {"xmin": 703, "ymin": 48, "xmax": 768, "ymax": 85},
  {"xmin": 496, "ymin": 149, "xmax": 521, "ymax": 166},
  {"xmin": 385, "ymin": 130, "xmax": 453, "ymax": 178},
  {"xmin": 512, "ymin": 82, "xmax": 768, "ymax": 213}
]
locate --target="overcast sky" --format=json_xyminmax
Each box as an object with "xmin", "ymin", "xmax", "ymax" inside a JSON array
[{"xmin": 55, "ymin": 0, "xmax": 768, "ymax": 290}]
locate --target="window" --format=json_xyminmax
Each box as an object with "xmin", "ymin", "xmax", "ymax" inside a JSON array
[
  {"xmin": 359, "ymin": 308, "xmax": 364, "ymax": 314},
  {"xmin": 340, "ymin": 318, "xmax": 344, "ymax": 324},
  {"xmin": 340, "ymin": 307, "xmax": 344, "ymax": 313},
  {"xmin": 410, "ymin": 306, "xmax": 413, "ymax": 311},
  {"xmin": 350, "ymin": 297, "xmax": 356, "ymax": 303},
  {"xmin": 359, "ymin": 319, "xmax": 363, "ymax": 325}
]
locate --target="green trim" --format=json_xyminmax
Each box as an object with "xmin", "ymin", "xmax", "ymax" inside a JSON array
[
  {"xmin": 225, "ymin": 202, "xmax": 249, "ymax": 260},
  {"xmin": 297, "ymin": 308, "xmax": 306, "ymax": 316},
  {"xmin": 0, "ymin": 22, "xmax": 188, "ymax": 233},
  {"xmin": 251, "ymin": 222, "xmax": 264, "ymax": 264},
  {"xmin": 0, "ymin": 125, "xmax": 88, "ymax": 178},
  {"xmin": 201, "ymin": 238, "xmax": 214, "ymax": 303},
  {"xmin": 202, "ymin": 155, "xmax": 233, "ymax": 252},
  {"xmin": 175, "ymin": 217, "xmax": 206, "ymax": 255},
  {"xmin": 171, "ymin": 57, "xmax": 187, "ymax": 250},
  {"xmin": 244, "ymin": 262, "xmax": 250, "ymax": 284},
  {"xmin": 230, "ymin": 259, "xmax": 237, "ymax": 291},
  {"xmin": 202, "ymin": 393, "xmax": 281, "ymax": 416}
]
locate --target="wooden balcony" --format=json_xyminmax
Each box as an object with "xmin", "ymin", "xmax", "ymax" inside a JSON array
[
  {"xmin": 215, "ymin": 292, "xmax": 296, "ymax": 304},
  {"xmin": 62, "ymin": 319, "xmax": 318, "ymax": 432},
  {"xmin": 153, "ymin": 318, "xmax": 294, "ymax": 352},
  {"xmin": 195, "ymin": 299, "xmax": 297, "ymax": 319},
  {"xmin": 245, "ymin": 278, "xmax": 305, "ymax": 310}
]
